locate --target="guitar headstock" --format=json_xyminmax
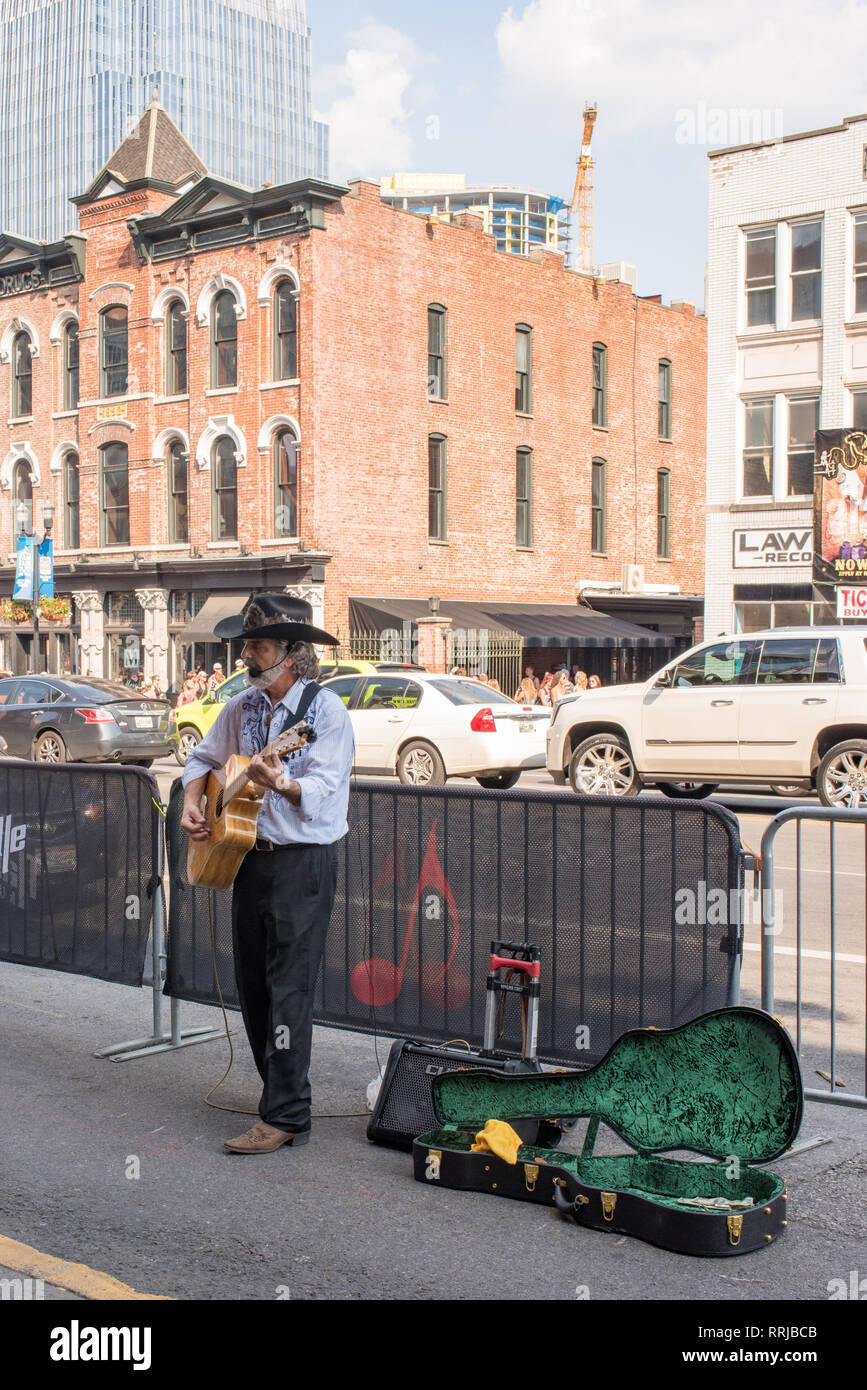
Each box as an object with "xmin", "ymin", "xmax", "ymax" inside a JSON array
[{"xmin": 267, "ymin": 720, "xmax": 317, "ymax": 759}]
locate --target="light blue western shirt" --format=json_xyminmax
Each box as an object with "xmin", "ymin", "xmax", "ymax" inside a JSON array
[{"xmin": 182, "ymin": 677, "xmax": 355, "ymax": 845}]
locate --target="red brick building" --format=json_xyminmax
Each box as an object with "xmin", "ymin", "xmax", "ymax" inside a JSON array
[{"xmin": 0, "ymin": 104, "xmax": 706, "ymax": 687}]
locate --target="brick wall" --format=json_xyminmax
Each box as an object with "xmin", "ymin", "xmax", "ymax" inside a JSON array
[{"xmin": 1, "ymin": 175, "xmax": 706, "ymax": 642}]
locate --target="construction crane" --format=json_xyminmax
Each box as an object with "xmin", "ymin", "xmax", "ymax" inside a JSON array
[{"xmin": 571, "ymin": 102, "xmax": 597, "ymax": 273}]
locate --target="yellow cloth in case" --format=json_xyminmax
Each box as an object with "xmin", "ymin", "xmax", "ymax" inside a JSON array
[{"xmin": 470, "ymin": 1120, "xmax": 524, "ymax": 1164}]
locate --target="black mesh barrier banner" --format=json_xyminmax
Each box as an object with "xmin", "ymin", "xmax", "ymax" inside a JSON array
[
  {"xmin": 166, "ymin": 778, "xmax": 745, "ymax": 1065},
  {"xmin": 0, "ymin": 760, "xmax": 159, "ymax": 986}
]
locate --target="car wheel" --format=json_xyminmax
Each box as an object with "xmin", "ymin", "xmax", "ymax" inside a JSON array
[
  {"xmin": 33, "ymin": 731, "xmax": 67, "ymax": 764},
  {"xmin": 769, "ymin": 783, "xmax": 809, "ymax": 797},
  {"xmin": 657, "ymin": 782, "xmax": 718, "ymax": 800},
  {"xmin": 475, "ymin": 771, "xmax": 521, "ymax": 789},
  {"xmin": 396, "ymin": 740, "xmax": 446, "ymax": 787},
  {"xmin": 817, "ymin": 740, "xmax": 867, "ymax": 808},
  {"xmin": 175, "ymin": 727, "xmax": 201, "ymax": 766},
  {"xmin": 568, "ymin": 734, "xmax": 640, "ymax": 797}
]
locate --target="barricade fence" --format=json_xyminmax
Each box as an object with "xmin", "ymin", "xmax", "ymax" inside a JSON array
[
  {"xmin": 0, "ymin": 759, "xmax": 158, "ymax": 986},
  {"xmin": 761, "ymin": 806, "xmax": 867, "ymax": 1109},
  {"xmin": 165, "ymin": 778, "xmax": 745, "ymax": 1066}
]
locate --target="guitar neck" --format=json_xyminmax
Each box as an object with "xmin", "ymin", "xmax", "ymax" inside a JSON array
[{"xmin": 223, "ymin": 728, "xmax": 305, "ymax": 804}]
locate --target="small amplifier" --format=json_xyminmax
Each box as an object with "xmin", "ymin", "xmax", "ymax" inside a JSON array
[{"xmin": 367, "ymin": 941, "xmax": 563, "ymax": 1150}]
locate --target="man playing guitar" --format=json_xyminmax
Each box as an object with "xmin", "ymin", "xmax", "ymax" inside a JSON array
[{"xmin": 180, "ymin": 593, "xmax": 354, "ymax": 1153}]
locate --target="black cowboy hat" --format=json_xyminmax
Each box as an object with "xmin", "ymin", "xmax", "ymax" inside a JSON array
[{"xmin": 214, "ymin": 593, "xmax": 338, "ymax": 646}]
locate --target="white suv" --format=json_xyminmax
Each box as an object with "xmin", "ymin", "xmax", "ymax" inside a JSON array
[{"xmin": 546, "ymin": 627, "xmax": 867, "ymax": 807}]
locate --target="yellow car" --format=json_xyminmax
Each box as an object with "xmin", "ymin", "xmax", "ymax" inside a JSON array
[{"xmin": 168, "ymin": 660, "xmax": 405, "ymax": 765}]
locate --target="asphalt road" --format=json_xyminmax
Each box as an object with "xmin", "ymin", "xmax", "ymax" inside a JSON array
[{"xmin": 1, "ymin": 756, "xmax": 863, "ymax": 1304}]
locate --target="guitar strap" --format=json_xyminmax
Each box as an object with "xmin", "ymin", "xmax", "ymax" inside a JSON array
[{"xmin": 263, "ymin": 680, "xmax": 321, "ymax": 749}]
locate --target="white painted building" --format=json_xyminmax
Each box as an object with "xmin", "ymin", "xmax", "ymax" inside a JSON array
[{"xmin": 705, "ymin": 112, "xmax": 867, "ymax": 635}]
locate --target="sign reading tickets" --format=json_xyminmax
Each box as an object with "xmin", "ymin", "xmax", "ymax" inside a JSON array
[
  {"xmin": 814, "ymin": 428, "xmax": 867, "ymax": 584},
  {"xmin": 837, "ymin": 585, "xmax": 867, "ymax": 620}
]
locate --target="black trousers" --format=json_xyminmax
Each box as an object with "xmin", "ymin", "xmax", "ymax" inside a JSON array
[{"xmin": 231, "ymin": 841, "xmax": 339, "ymax": 1132}]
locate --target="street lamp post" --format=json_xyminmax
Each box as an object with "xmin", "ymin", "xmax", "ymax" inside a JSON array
[{"xmin": 16, "ymin": 499, "xmax": 54, "ymax": 673}]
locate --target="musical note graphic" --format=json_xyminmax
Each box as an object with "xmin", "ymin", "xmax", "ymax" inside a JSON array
[{"xmin": 351, "ymin": 819, "xmax": 460, "ymax": 1007}]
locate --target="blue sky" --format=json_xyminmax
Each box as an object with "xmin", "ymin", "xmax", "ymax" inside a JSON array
[{"xmin": 307, "ymin": 0, "xmax": 867, "ymax": 309}]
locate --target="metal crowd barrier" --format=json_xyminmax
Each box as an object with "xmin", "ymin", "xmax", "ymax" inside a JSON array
[
  {"xmin": 0, "ymin": 760, "xmax": 221, "ymax": 1062},
  {"xmin": 0, "ymin": 761, "xmax": 752, "ymax": 1069},
  {"xmin": 165, "ymin": 778, "xmax": 748, "ymax": 1066},
  {"xmin": 761, "ymin": 806, "xmax": 867, "ymax": 1110}
]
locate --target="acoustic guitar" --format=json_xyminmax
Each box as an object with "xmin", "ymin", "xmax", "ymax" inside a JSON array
[{"xmin": 186, "ymin": 719, "xmax": 316, "ymax": 891}]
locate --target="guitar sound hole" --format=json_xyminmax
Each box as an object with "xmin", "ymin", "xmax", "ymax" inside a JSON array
[{"xmin": 215, "ymin": 790, "xmax": 224, "ymax": 818}]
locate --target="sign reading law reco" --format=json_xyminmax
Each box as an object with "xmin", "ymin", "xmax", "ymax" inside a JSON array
[
  {"xmin": 0, "ymin": 269, "xmax": 45, "ymax": 298},
  {"xmin": 732, "ymin": 527, "xmax": 812, "ymax": 568}
]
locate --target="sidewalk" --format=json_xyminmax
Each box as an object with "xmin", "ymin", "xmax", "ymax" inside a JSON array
[{"xmin": 2, "ymin": 960, "xmax": 864, "ymax": 1302}]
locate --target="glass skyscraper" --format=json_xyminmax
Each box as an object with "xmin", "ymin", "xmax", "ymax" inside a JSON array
[{"xmin": 0, "ymin": 0, "xmax": 329, "ymax": 241}]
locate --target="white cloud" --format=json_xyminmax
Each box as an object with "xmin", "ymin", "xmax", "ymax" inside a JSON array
[
  {"xmin": 495, "ymin": 0, "xmax": 867, "ymax": 139},
  {"xmin": 321, "ymin": 24, "xmax": 419, "ymax": 179}
]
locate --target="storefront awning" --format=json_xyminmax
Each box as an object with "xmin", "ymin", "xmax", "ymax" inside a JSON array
[
  {"xmin": 178, "ymin": 594, "xmax": 249, "ymax": 645},
  {"xmin": 349, "ymin": 598, "xmax": 670, "ymax": 648}
]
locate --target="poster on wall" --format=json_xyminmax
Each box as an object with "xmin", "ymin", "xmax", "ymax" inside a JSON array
[{"xmin": 814, "ymin": 429, "xmax": 867, "ymax": 584}]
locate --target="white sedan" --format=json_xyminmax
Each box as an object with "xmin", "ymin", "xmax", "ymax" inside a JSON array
[{"xmin": 320, "ymin": 670, "xmax": 550, "ymax": 787}]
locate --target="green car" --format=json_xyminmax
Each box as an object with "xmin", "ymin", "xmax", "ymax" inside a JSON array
[{"xmin": 168, "ymin": 659, "xmax": 410, "ymax": 765}]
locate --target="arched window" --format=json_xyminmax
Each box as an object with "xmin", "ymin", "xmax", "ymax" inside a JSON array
[
  {"xmin": 428, "ymin": 304, "xmax": 447, "ymax": 399},
  {"xmin": 99, "ymin": 441, "xmax": 130, "ymax": 545},
  {"xmin": 274, "ymin": 430, "xmax": 298, "ymax": 536},
  {"xmin": 100, "ymin": 306, "xmax": 128, "ymax": 398},
  {"xmin": 211, "ymin": 290, "xmax": 237, "ymax": 389},
  {"xmin": 63, "ymin": 321, "xmax": 79, "ymax": 410},
  {"xmin": 166, "ymin": 300, "xmax": 188, "ymax": 396},
  {"xmin": 168, "ymin": 440, "xmax": 189, "ymax": 543},
  {"xmin": 212, "ymin": 435, "xmax": 238, "ymax": 540},
  {"xmin": 63, "ymin": 452, "xmax": 80, "ymax": 549},
  {"xmin": 12, "ymin": 331, "xmax": 32, "ymax": 416},
  {"xmin": 591, "ymin": 457, "xmax": 606, "ymax": 553},
  {"xmin": 592, "ymin": 342, "xmax": 607, "ymax": 427},
  {"xmin": 516, "ymin": 447, "xmax": 532, "ymax": 548},
  {"xmin": 657, "ymin": 469, "xmax": 671, "ymax": 559},
  {"xmin": 13, "ymin": 458, "xmax": 33, "ymax": 533},
  {"xmin": 658, "ymin": 359, "xmax": 672, "ymax": 439},
  {"xmin": 515, "ymin": 324, "xmax": 532, "ymax": 413},
  {"xmin": 428, "ymin": 434, "xmax": 447, "ymax": 540},
  {"xmin": 273, "ymin": 281, "xmax": 297, "ymax": 381}
]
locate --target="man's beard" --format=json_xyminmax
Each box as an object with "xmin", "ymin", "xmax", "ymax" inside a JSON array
[{"xmin": 246, "ymin": 658, "xmax": 286, "ymax": 689}]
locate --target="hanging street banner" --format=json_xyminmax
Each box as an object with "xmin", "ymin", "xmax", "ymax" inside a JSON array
[
  {"xmin": 12, "ymin": 537, "xmax": 34, "ymax": 601},
  {"xmin": 37, "ymin": 538, "xmax": 54, "ymax": 599},
  {"xmin": 814, "ymin": 428, "xmax": 867, "ymax": 584}
]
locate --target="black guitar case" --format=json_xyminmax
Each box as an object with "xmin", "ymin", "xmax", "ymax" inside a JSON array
[{"xmin": 412, "ymin": 1007, "xmax": 803, "ymax": 1257}]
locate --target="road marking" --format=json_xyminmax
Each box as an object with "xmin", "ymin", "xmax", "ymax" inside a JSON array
[
  {"xmin": 743, "ymin": 943, "xmax": 866, "ymax": 965},
  {"xmin": 1, "ymin": 996, "xmax": 66, "ymax": 1019},
  {"xmin": 771, "ymin": 864, "xmax": 865, "ymax": 878},
  {"xmin": 0, "ymin": 1235, "xmax": 172, "ymax": 1301}
]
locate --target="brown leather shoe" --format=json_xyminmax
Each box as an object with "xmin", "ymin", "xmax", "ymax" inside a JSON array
[{"xmin": 223, "ymin": 1122, "xmax": 311, "ymax": 1154}]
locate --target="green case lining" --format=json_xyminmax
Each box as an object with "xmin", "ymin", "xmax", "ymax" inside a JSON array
[{"xmin": 432, "ymin": 1008, "xmax": 803, "ymax": 1162}]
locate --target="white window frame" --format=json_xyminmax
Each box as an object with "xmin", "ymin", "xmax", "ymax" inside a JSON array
[
  {"xmin": 788, "ymin": 218, "xmax": 823, "ymax": 326},
  {"xmin": 852, "ymin": 209, "xmax": 867, "ymax": 320},
  {"xmin": 739, "ymin": 391, "xmax": 821, "ymax": 502},
  {"xmin": 785, "ymin": 394, "xmax": 820, "ymax": 499},
  {"xmin": 742, "ymin": 224, "xmax": 778, "ymax": 332},
  {"xmin": 852, "ymin": 388, "xmax": 867, "ymax": 430}
]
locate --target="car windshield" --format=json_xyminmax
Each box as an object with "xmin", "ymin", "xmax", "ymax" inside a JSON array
[{"xmin": 428, "ymin": 679, "xmax": 518, "ymax": 706}]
